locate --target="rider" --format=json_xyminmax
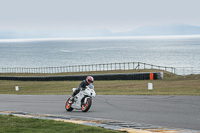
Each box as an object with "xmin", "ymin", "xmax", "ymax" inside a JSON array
[{"xmin": 70, "ymin": 76, "xmax": 94, "ymax": 102}]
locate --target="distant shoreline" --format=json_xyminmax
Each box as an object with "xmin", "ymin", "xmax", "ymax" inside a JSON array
[{"xmin": 1, "ymin": 34, "xmax": 200, "ymax": 42}]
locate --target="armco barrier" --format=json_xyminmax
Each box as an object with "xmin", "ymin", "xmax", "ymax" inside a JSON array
[
  {"xmin": 0, "ymin": 72, "xmax": 163, "ymax": 81},
  {"xmin": 0, "ymin": 62, "xmax": 176, "ymax": 74}
]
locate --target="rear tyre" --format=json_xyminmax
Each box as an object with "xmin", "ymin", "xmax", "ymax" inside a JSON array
[
  {"xmin": 81, "ymin": 98, "xmax": 92, "ymax": 112},
  {"xmin": 65, "ymin": 98, "xmax": 74, "ymax": 111}
]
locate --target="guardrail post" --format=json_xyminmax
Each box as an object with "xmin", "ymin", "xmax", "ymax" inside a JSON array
[{"xmin": 138, "ymin": 62, "xmax": 140, "ymax": 69}]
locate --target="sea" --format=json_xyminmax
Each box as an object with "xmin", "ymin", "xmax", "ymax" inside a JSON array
[{"xmin": 0, "ymin": 35, "xmax": 200, "ymax": 69}]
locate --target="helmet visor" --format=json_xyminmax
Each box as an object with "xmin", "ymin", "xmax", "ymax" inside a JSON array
[{"xmin": 89, "ymin": 80, "xmax": 93, "ymax": 84}]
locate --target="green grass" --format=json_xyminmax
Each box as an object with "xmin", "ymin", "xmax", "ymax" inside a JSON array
[
  {"xmin": 0, "ymin": 114, "xmax": 118, "ymax": 133},
  {"xmin": 0, "ymin": 70, "xmax": 200, "ymax": 95}
]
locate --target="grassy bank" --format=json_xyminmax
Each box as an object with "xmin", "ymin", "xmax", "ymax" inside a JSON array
[
  {"xmin": 0, "ymin": 114, "xmax": 118, "ymax": 133},
  {"xmin": 0, "ymin": 70, "xmax": 200, "ymax": 95},
  {"xmin": 0, "ymin": 69, "xmax": 167, "ymax": 76}
]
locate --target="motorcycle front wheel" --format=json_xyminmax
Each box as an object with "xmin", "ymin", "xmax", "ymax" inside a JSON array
[
  {"xmin": 65, "ymin": 98, "xmax": 74, "ymax": 111},
  {"xmin": 81, "ymin": 98, "xmax": 92, "ymax": 112}
]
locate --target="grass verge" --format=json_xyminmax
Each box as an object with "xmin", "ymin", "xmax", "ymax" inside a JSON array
[
  {"xmin": 0, "ymin": 70, "xmax": 200, "ymax": 95},
  {"xmin": 0, "ymin": 114, "xmax": 119, "ymax": 133}
]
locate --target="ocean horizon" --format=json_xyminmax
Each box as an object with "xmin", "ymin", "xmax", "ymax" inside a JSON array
[{"xmin": 1, "ymin": 35, "xmax": 200, "ymax": 42}]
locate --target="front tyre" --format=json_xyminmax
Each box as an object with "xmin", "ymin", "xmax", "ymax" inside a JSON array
[
  {"xmin": 65, "ymin": 98, "xmax": 74, "ymax": 111},
  {"xmin": 81, "ymin": 98, "xmax": 92, "ymax": 112}
]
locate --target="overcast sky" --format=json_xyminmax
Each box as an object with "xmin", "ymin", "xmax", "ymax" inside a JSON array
[{"xmin": 0, "ymin": 0, "xmax": 200, "ymax": 34}]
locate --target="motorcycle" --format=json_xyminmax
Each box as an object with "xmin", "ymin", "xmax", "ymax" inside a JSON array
[{"xmin": 65, "ymin": 84, "xmax": 96, "ymax": 112}]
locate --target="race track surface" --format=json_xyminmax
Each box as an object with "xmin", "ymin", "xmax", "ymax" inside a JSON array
[{"xmin": 0, "ymin": 95, "xmax": 199, "ymax": 130}]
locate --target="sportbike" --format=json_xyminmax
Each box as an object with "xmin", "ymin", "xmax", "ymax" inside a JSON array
[{"xmin": 65, "ymin": 85, "xmax": 96, "ymax": 112}]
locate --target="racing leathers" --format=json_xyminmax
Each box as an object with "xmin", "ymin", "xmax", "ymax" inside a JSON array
[{"xmin": 72, "ymin": 80, "xmax": 90, "ymax": 97}]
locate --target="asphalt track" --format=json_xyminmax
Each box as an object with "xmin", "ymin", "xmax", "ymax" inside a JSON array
[{"xmin": 0, "ymin": 95, "xmax": 200, "ymax": 131}]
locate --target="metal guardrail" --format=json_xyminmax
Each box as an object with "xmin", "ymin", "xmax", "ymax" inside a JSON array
[
  {"xmin": 0, "ymin": 62, "xmax": 199, "ymax": 75},
  {"xmin": 0, "ymin": 62, "xmax": 176, "ymax": 74},
  {"xmin": 174, "ymin": 67, "xmax": 200, "ymax": 75}
]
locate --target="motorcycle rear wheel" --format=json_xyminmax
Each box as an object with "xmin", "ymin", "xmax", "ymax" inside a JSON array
[
  {"xmin": 65, "ymin": 98, "xmax": 74, "ymax": 111},
  {"xmin": 81, "ymin": 98, "xmax": 92, "ymax": 112}
]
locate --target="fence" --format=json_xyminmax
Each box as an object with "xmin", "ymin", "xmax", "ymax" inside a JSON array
[
  {"xmin": 174, "ymin": 67, "xmax": 200, "ymax": 75},
  {"xmin": 0, "ymin": 62, "xmax": 176, "ymax": 74},
  {"xmin": 0, "ymin": 62, "xmax": 199, "ymax": 75}
]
